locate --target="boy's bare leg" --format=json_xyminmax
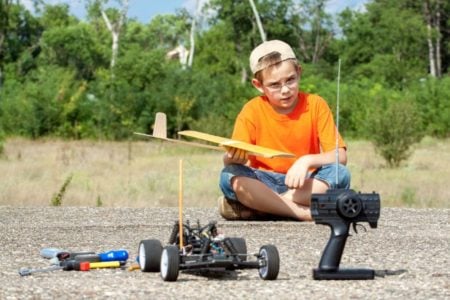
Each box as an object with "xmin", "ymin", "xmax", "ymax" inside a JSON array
[
  {"xmin": 282, "ymin": 178, "xmax": 329, "ymax": 206},
  {"xmin": 232, "ymin": 176, "xmax": 328, "ymax": 221}
]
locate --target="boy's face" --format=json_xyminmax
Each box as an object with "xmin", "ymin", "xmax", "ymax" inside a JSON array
[{"xmin": 252, "ymin": 60, "xmax": 300, "ymax": 114}]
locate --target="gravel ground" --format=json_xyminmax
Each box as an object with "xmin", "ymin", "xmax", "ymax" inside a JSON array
[{"xmin": 0, "ymin": 206, "xmax": 448, "ymax": 299}]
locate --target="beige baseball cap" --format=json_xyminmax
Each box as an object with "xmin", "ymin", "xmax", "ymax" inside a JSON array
[{"xmin": 249, "ymin": 40, "xmax": 297, "ymax": 74}]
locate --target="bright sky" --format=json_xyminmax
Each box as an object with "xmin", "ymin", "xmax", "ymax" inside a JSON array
[{"xmin": 21, "ymin": 0, "xmax": 370, "ymax": 23}]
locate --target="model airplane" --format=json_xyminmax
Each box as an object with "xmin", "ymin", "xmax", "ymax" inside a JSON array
[{"xmin": 134, "ymin": 112, "xmax": 295, "ymax": 158}]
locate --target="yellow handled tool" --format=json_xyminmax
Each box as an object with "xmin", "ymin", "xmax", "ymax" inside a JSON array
[{"xmin": 89, "ymin": 261, "xmax": 121, "ymax": 269}]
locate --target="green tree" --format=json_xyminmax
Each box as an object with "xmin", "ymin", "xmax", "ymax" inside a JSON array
[
  {"xmin": 146, "ymin": 12, "xmax": 191, "ymax": 48},
  {"xmin": 407, "ymin": 76, "xmax": 450, "ymax": 137},
  {"xmin": 40, "ymin": 23, "xmax": 108, "ymax": 80},
  {"xmin": 291, "ymin": 0, "xmax": 334, "ymax": 64},
  {"xmin": 368, "ymin": 100, "xmax": 424, "ymax": 167},
  {"xmin": 337, "ymin": 1, "xmax": 435, "ymax": 86},
  {"xmin": 0, "ymin": 65, "xmax": 82, "ymax": 137},
  {"xmin": 0, "ymin": 1, "xmax": 42, "ymax": 85},
  {"xmin": 40, "ymin": 3, "xmax": 78, "ymax": 28}
]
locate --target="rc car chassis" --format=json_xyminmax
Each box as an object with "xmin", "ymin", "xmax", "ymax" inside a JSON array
[{"xmin": 138, "ymin": 220, "xmax": 280, "ymax": 281}]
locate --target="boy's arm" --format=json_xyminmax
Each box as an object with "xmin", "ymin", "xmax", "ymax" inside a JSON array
[
  {"xmin": 285, "ymin": 148, "xmax": 347, "ymax": 189},
  {"xmin": 298, "ymin": 147, "xmax": 347, "ymax": 167},
  {"xmin": 223, "ymin": 113, "xmax": 254, "ymax": 166}
]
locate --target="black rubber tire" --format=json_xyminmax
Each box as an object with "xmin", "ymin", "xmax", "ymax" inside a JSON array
[
  {"xmin": 258, "ymin": 245, "xmax": 280, "ymax": 280},
  {"xmin": 160, "ymin": 245, "xmax": 179, "ymax": 282},
  {"xmin": 138, "ymin": 239, "xmax": 163, "ymax": 272},
  {"xmin": 228, "ymin": 237, "xmax": 247, "ymax": 261}
]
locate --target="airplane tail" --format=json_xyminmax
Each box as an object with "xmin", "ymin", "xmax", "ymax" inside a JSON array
[
  {"xmin": 137, "ymin": 112, "xmax": 289, "ymax": 155},
  {"xmin": 152, "ymin": 112, "xmax": 167, "ymax": 139}
]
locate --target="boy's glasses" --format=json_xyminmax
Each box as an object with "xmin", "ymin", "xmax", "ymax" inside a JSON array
[{"xmin": 263, "ymin": 76, "xmax": 298, "ymax": 92}]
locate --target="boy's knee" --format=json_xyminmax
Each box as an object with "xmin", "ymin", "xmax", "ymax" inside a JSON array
[
  {"xmin": 310, "ymin": 164, "xmax": 351, "ymax": 189},
  {"xmin": 219, "ymin": 164, "xmax": 256, "ymax": 201},
  {"xmin": 337, "ymin": 164, "xmax": 351, "ymax": 189}
]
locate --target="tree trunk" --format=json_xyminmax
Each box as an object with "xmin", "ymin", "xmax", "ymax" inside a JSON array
[
  {"xmin": 424, "ymin": 0, "xmax": 437, "ymax": 77},
  {"xmin": 101, "ymin": 0, "xmax": 129, "ymax": 70},
  {"xmin": 298, "ymin": 34, "xmax": 311, "ymax": 61},
  {"xmin": 295, "ymin": 0, "xmax": 331, "ymax": 64},
  {"xmin": 312, "ymin": 1, "xmax": 324, "ymax": 63},
  {"xmin": 248, "ymin": 0, "xmax": 266, "ymax": 42},
  {"xmin": 434, "ymin": 0, "xmax": 442, "ymax": 77},
  {"xmin": 241, "ymin": 66, "xmax": 248, "ymax": 84},
  {"xmin": 110, "ymin": 31, "xmax": 119, "ymax": 68},
  {"xmin": 187, "ymin": 0, "xmax": 200, "ymax": 68}
]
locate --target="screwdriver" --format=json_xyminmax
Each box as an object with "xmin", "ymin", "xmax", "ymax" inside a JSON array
[{"xmin": 19, "ymin": 261, "xmax": 90, "ymax": 276}]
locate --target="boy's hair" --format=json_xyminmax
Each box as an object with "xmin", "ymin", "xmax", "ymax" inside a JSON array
[{"xmin": 254, "ymin": 54, "xmax": 298, "ymax": 83}]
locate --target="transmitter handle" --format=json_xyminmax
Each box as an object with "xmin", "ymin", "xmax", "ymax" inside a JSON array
[{"xmin": 318, "ymin": 221, "xmax": 349, "ymax": 271}]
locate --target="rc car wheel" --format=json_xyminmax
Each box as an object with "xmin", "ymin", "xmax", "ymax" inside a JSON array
[
  {"xmin": 138, "ymin": 239, "xmax": 162, "ymax": 272},
  {"xmin": 228, "ymin": 237, "xmax": 247, "ymax": 261},
  {"xmin": 160, "ymin": 245, "xmax": 180, "ymax": 282},
  {"xmin": 258, "ymin": 245, "xmax": 279, "ymax": 280}
]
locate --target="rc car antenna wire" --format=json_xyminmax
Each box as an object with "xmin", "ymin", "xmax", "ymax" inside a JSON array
[{"xmin": 335, "ymin": 59, "xmax": 341, "ymax": 188}]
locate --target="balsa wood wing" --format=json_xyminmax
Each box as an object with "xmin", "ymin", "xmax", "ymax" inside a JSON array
[{"xmin": 178, "ymin": 130, "xmax": 295, "ymax": 158}]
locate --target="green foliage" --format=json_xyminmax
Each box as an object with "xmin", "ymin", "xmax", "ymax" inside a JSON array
[
  {"xmin": 51, "ymin": 174, "xmax": 73, "ymax": 206},
  {"xmin": 145, "ymin": 13, "xmax": 191, "ymax": 48},
  {"xmin": 40, "ymin": 3, "xmax": 78, "ymax": 28},
  {"xmin": 1, "ymin": 65, "xmax": 77, "ymax": 137},
  {"xmin": 0, "ymin": 128, "xmax": 4, "ymax": 157},
  {"xmin": 0, "ymin": 0, "xmax": 448, "ymax": 144},
  {"xmin": 0, "ymin": 2, "xmax": 42, "ymax": 65},
  {"xmin": 368, "ymin": 100, "xmax": 424, "ymax": 168},
  {"xmin": 406, "ymin": 77, "xmax": 450, "ymax": 138},
  {"xmin": 338, "ymin": 2, "xmax": 428, "ymax": 87},
  {"xmin": 195, "ymin": 22, "xmax": 242, "ymax": 75},
  {"xmin": 401, "ymin": 187, "xmax": 417, "ymax": 207},
  {"xmin": 96, "ymin": 195, "xmax": 103, "ymax": 207},
  {"xmin": 40, "ymin": 23, "xmax": 107, "ymax": 80}
]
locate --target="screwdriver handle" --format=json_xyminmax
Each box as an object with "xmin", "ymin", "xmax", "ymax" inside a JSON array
[
  {"xmin": 98, "ymin": 250, "xmax": 129, "ymax": 262},
  {"xmin": 61, "ymin": 260, "xmax": 90, "ymax": 271},
  {"xmin": 89, "ymin": 261, "xmax": 121, "ymax": 269},
  {"xmin": 40, "ymin": 248, "xmax": 66, "ymax": 259}
]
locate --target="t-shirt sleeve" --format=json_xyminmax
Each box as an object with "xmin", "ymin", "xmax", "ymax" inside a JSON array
[
  {"xmin": 316, "ymin": 97, "xmax": 346, "ymax": 152},
  {"xmin": 231, "ymin": 107, "xmax": 256, "ymax": 144}
]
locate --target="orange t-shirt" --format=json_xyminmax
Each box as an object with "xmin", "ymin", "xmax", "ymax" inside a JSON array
[{"xmin": 231, "ymin": 92, "xmax": 346, "ymax": 174}]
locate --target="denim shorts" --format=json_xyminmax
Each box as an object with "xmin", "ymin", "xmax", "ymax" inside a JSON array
[{"xmin": 219, "ymin": 164, "xmax": 351, "ymax": 201}]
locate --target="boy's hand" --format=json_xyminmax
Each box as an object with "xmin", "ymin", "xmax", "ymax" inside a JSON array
[
  {"xmin": 223, "ymin": 147, "xmax": 249, "ymax": 165},
  {"xmin": 285, "ymin": 156, "xmax": 311, "ymax": 189}
]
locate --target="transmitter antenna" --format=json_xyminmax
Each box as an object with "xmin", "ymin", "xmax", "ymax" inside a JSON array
[
  {"xmin": 311, "ymin": 58, "xmax": 382, "ymax": 281},
  {"xmin": 335, "ymin": 59, "xmax": 341, "ymax": 187}
]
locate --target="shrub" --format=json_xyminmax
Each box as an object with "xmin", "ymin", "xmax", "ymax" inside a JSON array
[
  {"xmin": 51, "ymin": 174, "xmax": 73, "ymax": 206},
  {"xmin": 368, "ymin": 100, "xmax": 424, "ymax": 167},
  {"xmin": 0, "ymin": 130, "xmax": 4, "ymax": 157}
]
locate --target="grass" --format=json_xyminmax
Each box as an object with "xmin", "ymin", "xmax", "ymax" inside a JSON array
[
  {"xmin": 0, "ymin": 136, "xmax": 448, "ymax": 208},
  {"xmin": 347, "ymin": 136, "xmax": 449, "ymax": 208}
]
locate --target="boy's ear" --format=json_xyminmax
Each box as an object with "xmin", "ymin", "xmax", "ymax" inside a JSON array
[{"xmin": 251, "ymin": 78, "xmax": 264, "ymax": 93}]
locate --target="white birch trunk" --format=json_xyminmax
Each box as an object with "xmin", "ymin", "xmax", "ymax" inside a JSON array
[
  {"xmin": 101, "ymin": 0, "xmax": 129, "ymax": 70},
  {"xmin": 312, "ymin": 1, "xmax": 324, "ymax": 63},
  {"xmin": 187, "ymin": 0, "xmax": 200, "ymax": 68},
  {"xmin": 248, "ymin": 0, "xmax": 266, "ymax": 42},
  {"xmin": 424, "ymin": 1, "xmax": 437, "ymax": 77},
  {"xmin": 434, "ymin": 0, "xmax": 442, "ymax": 77},
  {"xmin": 187, "ymin": 18, "xmax": 196, "ymax": 68}
]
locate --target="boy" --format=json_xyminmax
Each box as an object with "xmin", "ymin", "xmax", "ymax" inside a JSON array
[{"xmin": 218, "ymin": 40, "xmax": 350, "ymax": 221}]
